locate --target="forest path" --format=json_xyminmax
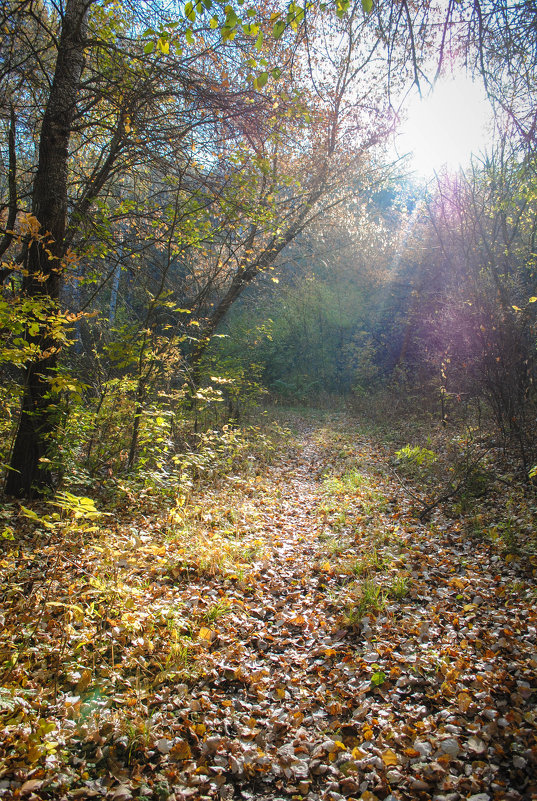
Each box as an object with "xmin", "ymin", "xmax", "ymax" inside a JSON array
[
  {"xmin": 1, "ymin": 414, "xmax": 536, "ymax": 801},
  {"xmin": 160, "ymin": 416, "xmax": 536, "ymax": 801}
]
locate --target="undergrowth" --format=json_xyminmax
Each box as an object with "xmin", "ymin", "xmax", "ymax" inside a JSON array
[
  {"xmin": 1, "ymin": 405, "xmax": 537, "ymax": 800},
  {"xmin": 0, "ymin": 418, "xmax": 288, "ymax": 706}
]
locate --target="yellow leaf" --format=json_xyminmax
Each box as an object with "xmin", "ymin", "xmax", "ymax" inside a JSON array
[
  {"xmin": 143, "ymin": 544, "xmax": 166, "ymax": 556},
  {"xmin": 351, "ymin": 746, "xmax": 366, "ymax": 759},
  {"xmin": 320, "ymin": 561, "xmax": 331, "ymax": 572},
  {"xmin": 170, "ymin": 740, "xmax": 192, "ymax": 760},
  {"xmin": 529, "ymin": 297, "xmax": 537, "ymax": 302},
  {"xmin": 381, "ymin": 748, "xmax": 398, "ymax": 766},
  {"xmin": 334, "ymin": 740, "xmax": 346, "ymax": 750},
  {"xmin": 289, "ymin": 614, "xmax": 306, "ymax": 626},
  {"xmin": 362, "ymin": 723, "xmax": 373, "ymax": 740},
  {"xmin": 198, "ymin": 627, "xmax": 213, "ymax": 641},
  {"xmin": 27, "ymin": 746, "xmax": 43, "ymax": 763},
  {"xmin": 458, "ymin": 692, "xmax": 472, "ymax": 712},
  {"xmin": 45, "ymin": 741, "xmax": 59, "ymax": 751},
  {"xmin": 75, "ymin": 668, "xmax": 92, "ymax": 694}
]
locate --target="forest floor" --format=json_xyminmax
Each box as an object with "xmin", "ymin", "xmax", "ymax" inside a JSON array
[{"xmin": 1, "ymin": 409, "xmax": 537, "ymax": 801}]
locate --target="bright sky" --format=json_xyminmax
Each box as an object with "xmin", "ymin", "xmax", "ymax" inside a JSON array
[{"xmin": 397, "ymin": 75, "xmax": 494, "ymax": 177}]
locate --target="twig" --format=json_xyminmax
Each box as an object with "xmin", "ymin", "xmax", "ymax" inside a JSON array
[{"xmin": 417, "ymin": 447, "xmax": 492, "ymax": 521}]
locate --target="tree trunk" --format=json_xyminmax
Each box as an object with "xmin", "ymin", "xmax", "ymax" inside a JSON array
[{"xmin": 5, "ymin": 0, "xmax": 92, "ymax": 498}]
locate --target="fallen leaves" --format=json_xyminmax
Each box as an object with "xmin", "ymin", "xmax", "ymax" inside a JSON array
[
  {"xmin": 1, "ymin": 414, "xmax": 536, "ymax": 800},
  {"xmin": 381, "ymin": 747, "xmax": 398, "ymax": 766}
]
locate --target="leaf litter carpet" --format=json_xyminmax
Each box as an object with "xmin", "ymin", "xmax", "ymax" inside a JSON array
[{"xmin": 1, "ymin": 417, "xmax": 536, "ymax": 800}]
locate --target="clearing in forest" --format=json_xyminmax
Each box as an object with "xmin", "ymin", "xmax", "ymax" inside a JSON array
[{"xmin": 1, "ymin": 412, "xmax": 536, "ymax": 801}]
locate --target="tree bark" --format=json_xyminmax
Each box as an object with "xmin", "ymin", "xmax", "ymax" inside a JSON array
[
  {"xmin": 0, "ymin": 105, "xmax": 17, "ymax": 263},
  {"xmin": 5, "ymin": 0, "xmax": 93, "ymax": 498}
]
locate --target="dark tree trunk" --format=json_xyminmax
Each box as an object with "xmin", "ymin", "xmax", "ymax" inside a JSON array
[{"xmin": 5, "ymin": 0, "xmax": 92, "ymax": 498}]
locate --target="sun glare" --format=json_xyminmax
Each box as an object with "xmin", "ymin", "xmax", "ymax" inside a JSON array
[{"xmin": 397, "ymin": 75, "xmax": 493, "ymax": 177}]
